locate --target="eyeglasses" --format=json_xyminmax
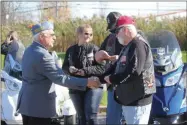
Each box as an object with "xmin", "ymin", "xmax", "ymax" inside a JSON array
[
  {"xmin": 84, "ymin": 33, "xmax": 93, "ymax": 36},
  {"xmin": 41, "ymin": 33, "xmax": 56, "ymax": 37},
  {"xmin": 48, "ymin": 33, "xmax": 55, "ymax": 37},
  {"xmin": 115, "ymin": 26, "xmax": 126, "ymax": 34}
]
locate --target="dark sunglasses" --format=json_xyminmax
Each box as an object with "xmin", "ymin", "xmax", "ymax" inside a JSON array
[
  {"xmin": 115, "ymin": 26, "xmax": 125, "ymax": 34},
  {"xmin": 84, "ymin": 33, "xmax": 93, "ymax": 36},
  {"xmin": 41, "ymin": 33, "xmax": 56, "ymax": 37}
]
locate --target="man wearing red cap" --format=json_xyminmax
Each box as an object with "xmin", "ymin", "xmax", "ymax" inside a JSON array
[{"xmin": 100, "ymin": 15, "xmax": 156, "ymax": 124}]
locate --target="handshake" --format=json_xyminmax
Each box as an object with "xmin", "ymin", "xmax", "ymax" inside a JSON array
[
  {"xmin": 87, "ymin": 75, "xmax": 112, "ymax": 89},
  {"xmin": 87, "ymin": 77, "xmax": 101, "ymax": 89},
  {"xmin": 69, "ymin": 66, "xmax": 101, "ymax": 89}
]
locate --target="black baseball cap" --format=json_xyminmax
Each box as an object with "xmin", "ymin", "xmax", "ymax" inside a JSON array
[{"xmin": 106, "ymin": 12, "xmax": 122, "ymax": 31}]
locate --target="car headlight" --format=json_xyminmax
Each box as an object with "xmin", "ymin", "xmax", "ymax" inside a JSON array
[{"xmin": 165, "ymin": 73, "xmax": 181, "ymax": 87}]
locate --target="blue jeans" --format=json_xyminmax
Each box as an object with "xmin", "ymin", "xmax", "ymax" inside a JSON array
[
  {"xmin": 122, "ymin": 104, "xmax": 152, "ymax": 124},
  {"xmin": 106, "ymin": 89, "xmax": 123, "ymax": 125},
  {"xmin": 70, "ymin": 88, "xmax": 103, "ymax": 125}
]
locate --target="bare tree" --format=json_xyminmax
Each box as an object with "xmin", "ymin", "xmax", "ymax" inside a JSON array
[
  {"xmin": 99, "ymin": 1, "xmax": 107, "ymax": 18},
  {"xmin": 39, "ymin": 0, "xmax": 71, "ymax": 21},
  {"xmin": 1, "ymin": 2, "xmax": 23, "ymax": 25}
]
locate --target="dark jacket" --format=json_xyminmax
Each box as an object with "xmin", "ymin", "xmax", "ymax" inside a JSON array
[
  {"xmin": 62, "ymin": 43, "xmax": 105, "ymax": 92},
  {"xmin": 100, "ymin": 34, "xmax": 124, "ymax": 58},
  {"xmin": 100, "ymin": 34, "xmax": 156, "ymax": 106},
  {"xmin": 17, "ymin": 42, "xmax": 88, "ymax": 118},
  {"xmin": 1, "ymin": 40, "xmax": 25, "ymax": 65},
  {"xmin": 99, "ymin": 33, "xmax": 124, "ymax": 90}
]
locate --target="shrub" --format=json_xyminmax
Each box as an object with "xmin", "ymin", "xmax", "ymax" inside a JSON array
[{"xmin": 1, "ymin": 15, "xmax": 186, "ymax": 51}]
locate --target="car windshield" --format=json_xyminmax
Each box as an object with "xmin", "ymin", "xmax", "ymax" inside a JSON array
[
  {"xmin": 145, "ymin": 30, "xmax": 183, "ymax": 73},
  {"xmin": 146, "ymin": 30, "xmax": 181, "ymax": 54}
]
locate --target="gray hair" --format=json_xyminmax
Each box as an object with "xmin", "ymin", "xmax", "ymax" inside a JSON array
[
  {"xmin": 125, "ymin": 24, "xmax": 137, "ymax": 35},
  {"xmin": 33, "ymin": 30, "xmax": 50, "ymax": 42}
]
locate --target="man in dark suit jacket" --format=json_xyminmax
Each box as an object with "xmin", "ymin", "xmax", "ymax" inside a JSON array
[{"xmin": 16, "ymin": 21, "xmax": 100, "ymax": 125}]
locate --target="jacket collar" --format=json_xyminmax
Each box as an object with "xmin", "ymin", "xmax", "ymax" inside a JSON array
[{"xmin": 33, "ymin": 41, "xmax": 48, "ymax": 51}]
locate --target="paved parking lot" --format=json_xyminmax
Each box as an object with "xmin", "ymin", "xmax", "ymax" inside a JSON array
[{"xmin": 4, "ymin": 114, "xmax": 106, "ymax": 125}]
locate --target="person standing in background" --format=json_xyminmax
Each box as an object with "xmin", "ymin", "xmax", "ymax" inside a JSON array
[
  {"xmin": 1, "ymin": 31, "xmax": 25, "ymax": 65},
  {"xmin": 95, "ymin": 12, "xmax": 125, "ymax": 125}
]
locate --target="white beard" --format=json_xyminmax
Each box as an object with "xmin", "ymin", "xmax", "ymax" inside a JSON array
[{"xmin": 117, "ymin": 36, "xmax": 125, "ymax": 45}]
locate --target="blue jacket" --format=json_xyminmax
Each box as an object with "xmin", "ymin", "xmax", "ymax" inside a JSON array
[{"xmin": 17, "ymin": 42, "xmax": 88, "ymax": 118}]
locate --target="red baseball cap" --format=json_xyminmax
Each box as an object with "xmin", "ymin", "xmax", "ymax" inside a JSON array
[{"xmin": 116, "ymin": 16, "xmax": 135, "ymax": 28}]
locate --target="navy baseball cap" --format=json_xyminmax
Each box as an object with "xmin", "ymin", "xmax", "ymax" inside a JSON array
[
  {"xmin": 31, "ymin": 21, "xmax": 54, "ymax": 35},
  {"xmin": 106, "ymin": 12, "xmax": 122, "ymax": 31}
]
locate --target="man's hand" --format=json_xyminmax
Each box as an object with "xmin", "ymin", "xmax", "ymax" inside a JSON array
[
  {"xmin": 87, "ymin": 77, "xmax": 101, "ymax": 89},
  {"xmin": 6, "ymin": 35, "xmax": 13, "ymax": 44},
  {"xmin": 95, "ymin": 50, "xmax": 119, "ymax": 63},
  {"xmin": 108, "ymin": 55, "xmax": 119, "ymax": 62},
  {"xmin": 144, "ymin": 74, "xmax": 155, "ymax": 88},
  {"xmin": 95, "ymin": 50, "xmax": 110, "ymax": 63},
  {"xmin": 104, "ymin": 75, "xmax": 112, "ymax": 84}
]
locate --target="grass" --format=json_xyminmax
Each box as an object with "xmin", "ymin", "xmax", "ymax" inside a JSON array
[
  {"xmin": 57, "ymin": 52, "xmax": 66, "ymax": 61},
  {"xmin": 100, "ymin": 91, "xmax": 107, "ymax": 106},
  {"xmin": 182, "ymin": 51, "xmax": 187, "ymax": 63},
  {"xmin": 1, "ymin": 55, "xmax": 5, "ymax": 69}
]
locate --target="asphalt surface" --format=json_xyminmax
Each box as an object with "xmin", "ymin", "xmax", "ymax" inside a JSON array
[
  {"xmin": 4, "ymin": 114, "xmax": 106, "ymax": 125},
  {"xmin": 97, "ymin": 114, "xmax": 106, "ymax": 124},
  {"xmin": 59, "ymin": 114, "xmax": 106, "ymax": 125}
]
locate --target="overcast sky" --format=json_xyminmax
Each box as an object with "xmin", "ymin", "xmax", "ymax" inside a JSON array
[
  {"xmin": 20, "ymin": 2, "xmax": 186, "ymax": 22},
  {"xmin": 69, "ymin": 2, "xmax": 186, "ymax": 18}
]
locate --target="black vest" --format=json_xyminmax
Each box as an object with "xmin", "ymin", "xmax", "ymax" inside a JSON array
[{"xmin": 113, "ymin": 34, "xmax": 156, "ymax": 106}]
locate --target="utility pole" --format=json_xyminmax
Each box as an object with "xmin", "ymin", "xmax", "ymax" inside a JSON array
[
  {"xmin": 138, "ymin": 9, "xmax": 140, "ymax": 17},
  {"xmin": 156, "ymin": 2, "xmax": 159, "ymax": 15},
  {"xmin": 99, "ymin": 0, "xmax": 107, "ymax": 18},
  {"xmin": 12, "ymin": 2, "xmax": 15, "ymax": 24},
  {"xmin": 56, "ymin": 1, "xmax": 58, "ymax": 18}
]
